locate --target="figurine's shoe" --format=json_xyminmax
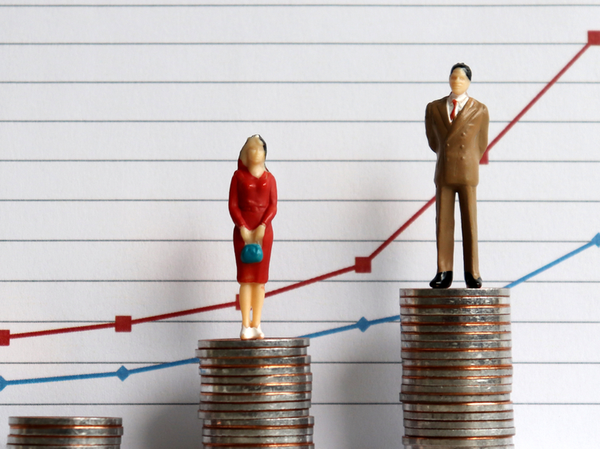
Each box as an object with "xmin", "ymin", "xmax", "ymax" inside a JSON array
[
  {"xmin": 240, "ymin": 326, "xmax": 256, "ymax": 340},
  {"xmin": 430, "ymin": 271, "xmax": 453, "ymax": 289},
  {"xmin": 253, "ymin": 326, "xmax": 265, "ymax": 339},
  {"xmin": 465, "ymin": 272, "xmax": 483, "ymax": 289}
]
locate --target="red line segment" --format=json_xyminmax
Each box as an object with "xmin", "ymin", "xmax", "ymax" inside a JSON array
[
  {"xmin": 131, "ymin": 302, "xmax": 236, "ymax": 324},
  {"xmin": 368, "ymin": 197, "xmax": 437, "ymax": 260},
  {"xmin": 265, "ymin": 266, "xmax": 356, "ymax": 298},
  {"xmin": 481, "ymin": 43, "xmax": 591, "ymax": 163}
]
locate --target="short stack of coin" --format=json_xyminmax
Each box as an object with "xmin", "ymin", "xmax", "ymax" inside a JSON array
[
  {"xmin": 7, "ymin": 417, "xmax": 123, "ymax": 449},
  {"xmin": 197, "ymin": 337, "xmax": 314, "ymax": 449},
  {"xmin": 400, "ymin": 288, "xmax": 515, "ymax": 449}
]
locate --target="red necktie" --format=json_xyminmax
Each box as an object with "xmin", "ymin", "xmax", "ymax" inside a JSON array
[{"xmin": 450, "ymin": 99, "xmax": 458, "ymax": 121}]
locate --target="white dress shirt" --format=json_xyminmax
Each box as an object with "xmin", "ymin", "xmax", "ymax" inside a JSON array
[{"xmin": 447, "ymin": 92, "xmax": 469, "ymax": 122}]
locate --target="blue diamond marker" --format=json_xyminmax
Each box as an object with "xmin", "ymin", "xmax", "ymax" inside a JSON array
[
  {"xmin": 592, "ymin": 233, "xmax": 600, "ymax": 247},
  {"xmin": 116, "ymin": 366, "xmax": 130, "ymax": 381},
  {"xmin": 0, "ymin": 376, "xmax": 7, "ymax": 392},
  {"xmin": 356, "ymin": 317, "xmax": 370, "ymax": 332}
]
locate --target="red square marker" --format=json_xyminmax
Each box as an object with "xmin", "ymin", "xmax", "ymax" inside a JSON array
[
  {"xmin": 0, "ymin": 330, "xmax": 10, "ymax": 346},
  {"xmin": 355, "ymin": 257, "xmax": 372, "ymax": 273},
  {"xmin": 588, "ymin": 31, "xmax": 600, "ymax": 45},
  {"xmin": 115, "ymin": 316, "xmax": 132, "ymax": 332}
]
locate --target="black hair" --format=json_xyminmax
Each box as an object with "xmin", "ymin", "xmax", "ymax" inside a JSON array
[
  {"xmin": 256, "ymin": 134, "xmax": 267, "ymax": 157},
  {"xmin": 450, "ymin": 63, "xmax": 472, "ymax": 81}
]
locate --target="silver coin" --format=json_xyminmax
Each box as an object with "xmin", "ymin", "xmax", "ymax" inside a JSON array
[
  {"xmin": 401, "ymin": 288, "xmax": 509, "ymax": 297},
  {"xmin": 402, "ymin": 384, "xmax": 511, "ymax": 394},
  {"xmin": 203, "ymin": 416, "xmax": 314, "ymax": 427},
  {"xmin": 7, "ymin": 436, "xmax": 122, "ymax": 445},
  {"xmin": 404, "ymin": 419, "xmax": 514, "ymax": 429},
  {"xmin": 200, "ymin": 365, "xmax": 311, "ymax": 377},
  {"xmin": 402, "ymin": 350, "xmax": 512, "ymax": 360},
  {"xmin": 199, "ymin": 400, "xmax": 312, "ymax": 412},
  {"xmin": 402, "ymin": 368, "xmax": 513, "ymax": 378},
  {"xmin": 403, "ymin": 411, "xmax": 514, "ymax": 421},
  {"xmin": 403, "ymin": 444, "xmax": 514, "ymax": 449},
  {"xmin": 198, "ymin": 338, "xmax": 310, "ymax": 349},
  {"xmin": 402, "ymin": 358, "xmax": 512, "ymax": 367},
  {"xmin": 199, "ymin": 356, "xmax": 311, "ymax": 367},
  {"xmin": 200, "ymin": 392, "xmax": 311, "ymax": 403},
  {"xmin": 202, "ymin": 383, "xmax": 311, "ymax": 394},
  {"xmin": 401, "ymin": 393, "xmax": 512, "ymax": 403},
  {"xmin": 8, "ymin": 417, "xmax": 122, "ymax": 427},
  {"xmin": 202, "ymin": 435, "xmax": 312, "ymax": 444},
  {"xmin": 203, "ymin": 446, "xmax": 315, "ymax": 450},
  {"xmin": 199, "ymin": 409, "xmax": 310, "ymax": 420},
  {"xmin": 402, "ymin": 340, "xmax": 511, "ymax": 350},
  {"xmin": 402, "ymin": 332, "xmax": 511, "ymax": 342},
  {"xmin": 9, "ymin": 427, "xmax": 123, "ymax": 436},
  {"xmin": 196, "ymin": 347, "xmax": 308, "ymax": 358},
  {"xmin": 401, "ymin": 324, "xmax": 511, "ymax": 333},
  {"xmin": 401, "ymin": 314, "xmax": 510, "ymax": 324},
  {"xmin": 203, "ymin": 427, "xmax": 314, "ymax": 437},
  {"xmin": 201, "ymin": 374, "xmax": 313, "ymax": 385},
  {"xmin": 401, "ymin": 297, "xmax": 509, "ymax": 307},
  {"xmin": 400, "ymin": 306, "xmax": 510, "ymax": 316},
  {"xmin": 405, "ymin": 427, "xmax": 515, "ymax": 438},
  {"xmin": 7, "ymin": 446, "xmax": 121, "ymax": 449},
  {"xmin": 402, "ymin": 376, "xmax": 512, "ymax": 386},
  {"xmin": 403, "ymin": 402, "xmax": 513, "ymax": 413},
  {"xmin": 402, "ymin": 436, "xmax": 514, "ymax": 449}
]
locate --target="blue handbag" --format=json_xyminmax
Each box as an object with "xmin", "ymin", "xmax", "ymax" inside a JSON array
[{"xmin": 241, "ymin": 243, "xmax": 263, "ymax": 264}]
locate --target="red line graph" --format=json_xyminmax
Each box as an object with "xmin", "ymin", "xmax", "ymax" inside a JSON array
[{"xmin": 2, "ymin": 34, "xmax": 598, "ymax": 347}]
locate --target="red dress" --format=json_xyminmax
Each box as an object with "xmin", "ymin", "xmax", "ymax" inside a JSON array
[{"xmin": 229, "ymin": 160, "xmax": 277, "ymax": 284}]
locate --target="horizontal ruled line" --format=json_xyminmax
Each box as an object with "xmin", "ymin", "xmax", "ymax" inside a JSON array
[
  {"xmin": 0, "ymin": 279, "xmax": 597, "ymax": 284},
  {"xmin": 0, "ymin": 120, "xmax": 598, "ymax": 124},
  {"xmin": 3, "ymin": 360, "xmax": 600, "ymax": 365},
  {"xmin": 4, "ymin": 320, "xmax": 598, "ymax": 325},
  {"xmin": 0, "ymin": 4, "xmax": 598, "ymax": 8},
  {"xmin": 0, "ymin": 159, "xmax": 597, "ymax": 164},
  {"xmin": 1, "ymin": 81, "xmax": 598, "ymax": 85},
  {"xmin": 0, "ymin": 42, "xmax": 586, "ymax": 46},
  {"xmin": 1, "ymin": 402, "xmax": 599, "ymax": 407},
  {"xmin": 0, "ymin": 199, "xmax": 596, "ymax": 203},
  {"xmin": 0, "ymin": 239, "xmax": 589, "ymax": 244}
]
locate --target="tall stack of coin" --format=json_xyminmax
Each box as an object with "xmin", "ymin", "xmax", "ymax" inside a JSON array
[
  {"xmin": 400, "ymin": 288, "xmax": 515, "ymax": 449},
  {"xmin": 7, "ymin": 417, "xmax": 123, "ymax": 449},
  {"xmin": 197, "ymin": 338, "xmax": 314, "ymax": 449}
]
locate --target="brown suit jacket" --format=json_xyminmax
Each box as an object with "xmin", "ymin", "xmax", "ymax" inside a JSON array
[{"xmin": 425, "ymin": 96, "xmax": 489, "ymax": 187}]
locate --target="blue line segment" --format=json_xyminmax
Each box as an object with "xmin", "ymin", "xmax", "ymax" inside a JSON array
[{"xmin": 504, "ymin": 233, "xmax": 600, "ymax": 289}]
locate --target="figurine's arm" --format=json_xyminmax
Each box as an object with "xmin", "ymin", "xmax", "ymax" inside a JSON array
[
  {"xmin": 478, "ymin": 105, "xmax": 489, "ymax": 159},
  {"xmin": 425, "ymin": 103, "xmax": 438, "ymax": 153},
  {"xmin": 253, "ymin": 174, "xmax": 277, "ymax": 247},
  {"xmin": 259, "ymin": 174, "xmax": 278, "ymax": 227},
  {"xmin": 228, "ymin": 173, "xmax": 249, "ymax": 230}
]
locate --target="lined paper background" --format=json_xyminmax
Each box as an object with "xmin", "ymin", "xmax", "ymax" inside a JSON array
[{"xmin": 1, "ymin": 2, "xmax": 599, "ymax": 448}]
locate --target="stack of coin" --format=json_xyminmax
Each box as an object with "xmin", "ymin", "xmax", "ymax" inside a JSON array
[
  {"xmin": 7, "ymin": 417, "xmax": 123, "ymax": 449},
  {"xmin": 197, "ymin": 338, "xmax": 314, "ymax": 448},
  {"xmin": 400, "ymin": 288, "xmax": 515, "ymax": 449}
]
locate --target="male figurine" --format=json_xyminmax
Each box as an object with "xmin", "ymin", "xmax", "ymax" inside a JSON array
[{"xmin": 425, "ymin": 63, "xmax": 489, "ymax": 289}]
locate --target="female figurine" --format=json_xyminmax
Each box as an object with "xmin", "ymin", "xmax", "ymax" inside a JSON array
[{"xmin": 228, "ymin": 135, "xmax": 277, "ymax": 340}]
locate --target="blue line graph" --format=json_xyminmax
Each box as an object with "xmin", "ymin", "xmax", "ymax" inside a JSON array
[
  {"xmin": 0, "ymin": 358, "xmax": 198, "ymax": 392},
  {"xmin": 1, "ymin": 233, "xmax": 597, "ymax": 393},
  {"xmin": 504, "ymin": 233, "xmax": 600, "ymax": 289}
]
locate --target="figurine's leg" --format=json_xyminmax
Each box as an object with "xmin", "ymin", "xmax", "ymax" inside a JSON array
[
  {"xmin": 458, "ymin": 185, "xmax": 481, "ymax": 281},
  {"xmin": 239, "ymin": 283, "xmax": 252, "ymax": 328},
  {"xmin": 436, "ymin": 185, "xmax": 456, "ymax": 273},
  {"xmin": 250, "ymin": 283, "xmax": 265, "ymax": 328}
]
